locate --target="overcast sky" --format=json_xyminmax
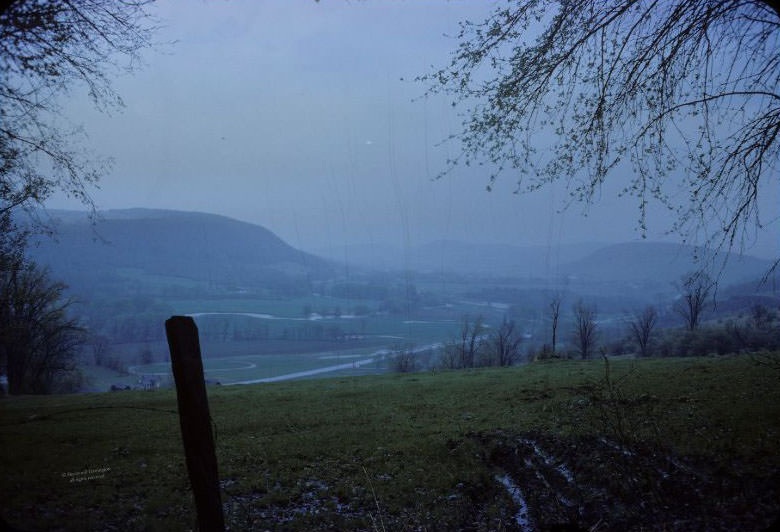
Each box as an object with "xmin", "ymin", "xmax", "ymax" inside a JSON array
[{"xmin": 47, "ymin": 0, "xmax": 779, "ymax": 259}]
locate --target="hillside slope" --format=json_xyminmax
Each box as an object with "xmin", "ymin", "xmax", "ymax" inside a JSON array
[
  {"xmin": 1, "ymin": 356, "xmax": 778, "ymax": 530},
  {"xmin": 27, "ymin": 209, "xmax": 331, "ymax": 291},
  {"xmin": 315, "ymin": 240, "xmax": 603, "ymax": 276},
  {"xmin": 561, "ymin": 241, "xmax": 773, "ymax": 285}
]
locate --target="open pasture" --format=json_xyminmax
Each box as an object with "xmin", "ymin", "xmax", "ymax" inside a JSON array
[
  {"xmin": 3, "ymin": 355, "xmax": 779, "ymax": 531},
  {"xmin": 128, "ymin": 350, "xmax": 393, "ymax": 385}
]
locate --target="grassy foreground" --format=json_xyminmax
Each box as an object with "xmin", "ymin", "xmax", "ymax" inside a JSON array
[{"xmin": 1, "ymin": 355, "xmax": 779, "ymax": 531}]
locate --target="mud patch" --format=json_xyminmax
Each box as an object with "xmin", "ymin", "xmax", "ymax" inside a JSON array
[
  {"xmin": 474, "ymin": 431, "xmax": 780, "ymax": 531},
  {"xmin": 224, "ymin": 479, "xmax": 365, "ymax": 529}
]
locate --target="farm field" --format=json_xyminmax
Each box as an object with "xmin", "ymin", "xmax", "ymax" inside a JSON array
[
  {"xmin": 90, "ymin": 299, "xmax": 479, "ymax": 390},
  {"xmin": 2, "ymin": 355, "xmax": 779, "ymax": 531},
  {"xmin": 169, "ymin": 296, "xmax": 375, "ymax": 319},
  {"xmin": 85, "ymin": 343, "xmax": 402, "ymax": 391},
  {"xmin": 128, "ymin": 350, "xmax": 398, "ymax": 386}
]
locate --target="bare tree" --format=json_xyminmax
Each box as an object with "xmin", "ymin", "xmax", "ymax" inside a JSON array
[
  {"xmin": 486, "ymin": 317, "xmax": 523, "ymax": 367},
  {"xmin": 572, "ymin": 300, "xmax": 598, "ymax": 360},
  {"xmin": 549, "ymin": 294, "xmax": 562, "ymax": 355},
  {"xmin": 422, "ymin": 1, "xmax": 780, "ymax": 269},
  {"xmin": 139, "ymin": 345, "xmax": 154, "ymax": 365},
  {"xmin": 0, "ymin": 260, "xmax": 83, "ymax": 394},
  {"xmin": 437, "ymin": 342, "xmax": 460, "ymax": 370},
  {"xmin": 674, "ymin": 274, "xmax": 713, "ymax": 331},
  {"xmin": 0, "ymin": 1, "xmax": 158, "ymax": 243},
  {"xmin": 392, "ymin": 345, "xmax": 417, "ymax": 373},
  {"xmin": 750, "ymin": 303, "xmax": 771, "ymax": 330},
  {"xmin": 457, "ymin": 315, "xmax": 484, "ymax": 369},
  {"xmin": 89, "ymin": 334, "xmax": 110, "ymax": 367},
  {"xmin": 439, "ymin": 315, "xmax": 486, "ymax": 369},
  {"xmin": 628, "ymin": 305, "xmax": 658, "ymax": 357},
  {"xmin": 0, "ymin": 5, "xmax": 153, "ymax": 392}
]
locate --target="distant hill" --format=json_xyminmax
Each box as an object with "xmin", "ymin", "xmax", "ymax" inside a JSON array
[
  {"xmin": 25, "ymin": 211, "xmax": 774, "ymax": 292},
  {"xmin": 560, "ymin": 242, "xmax": 773, "ymax": 285},
  {"xmin": 26, "ymin": 209, "xmax": 331, "ymax": 292},
  {"xmin": 313, "ymin": 240, "xmax": 603, "ymax": 276}
]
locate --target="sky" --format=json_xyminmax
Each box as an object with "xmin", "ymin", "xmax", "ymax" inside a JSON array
[{"xmin": 47, "ymin": 0, "xmax": 779, "ymax": 259}]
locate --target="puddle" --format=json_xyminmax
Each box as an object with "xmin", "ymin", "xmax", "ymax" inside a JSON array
[
  {"xmin": 474, "ymin": 430, "xmax": 780, "ymax": 531},
  {"xmin": 495, "ymin": 474, "xmax": 533, "ymax": 532},
  {"xmin": 521, "ymin": 438, "xmax": 575, "ymax": 483}
]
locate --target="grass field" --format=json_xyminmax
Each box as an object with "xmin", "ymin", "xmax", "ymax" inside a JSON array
[
  {"xmin": 2, "ymin": 355, "xmax": 779, "ymax": 531},
  {"xmin": 93, "ymin": 309, "xmax": 463, "ymax": 390},
  {"xmin": 168, "ymin": 297, "xmax": 380, "ymax": 319},
  {"xmin": 128, "ymin": 350, "xmax": 394, "ymax": 385},
  {"xmin": 96, "ymin": 341, "xmax": 420, "ymax": 390}
]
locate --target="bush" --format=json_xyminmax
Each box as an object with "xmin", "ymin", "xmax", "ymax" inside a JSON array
[
  {"xmin": 52, "ymin": 369, "xmax": 86, "ymax": 394},
  {"xmin": 531, "ymin": 344, "xmax": 564, "ymax": 361},
  {"xmin": 1, "ymin": 259, "xmax": 85, "ymax": 394},
  {"xmin": 392, "ymin": 347, "xmax": 417, "ymax": 373},
  {"xmin": 605, "ymin": 337, "xmax": 633, "ymax": 356},
  {"xmin": 650, "ymin": 321, "xmax": 779, "ymax": 358}
]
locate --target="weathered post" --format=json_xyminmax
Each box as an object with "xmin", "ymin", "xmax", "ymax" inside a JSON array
[{"xmin": 165, "ymin": 316, "xmax": 225, "ymax": 532}]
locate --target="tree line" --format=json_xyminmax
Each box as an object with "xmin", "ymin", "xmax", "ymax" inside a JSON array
[{"xmin": 392, "ymin": 273, "xmax": 779, "ymax": 373}]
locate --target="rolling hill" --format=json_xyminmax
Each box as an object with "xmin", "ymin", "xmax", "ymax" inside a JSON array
[
  {"xmin": 26, "ymin": 209, "xmax": 332, "ymax": 293},
  {"xmin": 314, "ymin": 240, "xmax": 603, "ymax": 276},
  {"xmin": 24, "ymin": 210, "xmax": 775, "ymax": 294},
  {"xmin": 560, "ymin": 241, "xmax": 774, "ymax": 285}
]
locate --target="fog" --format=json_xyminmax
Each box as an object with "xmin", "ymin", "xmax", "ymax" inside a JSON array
[
  {"xmin": 5, "ymin": 3, "xmax": 780, "ymax": 528},
  {"xmin": 44, "ymin": 0, "xmax": 779, "ymax": 260}
]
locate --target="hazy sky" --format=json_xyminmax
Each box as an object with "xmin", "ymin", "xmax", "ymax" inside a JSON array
[{"xmin": 48, "ymin": 0, "xmax": 779, "ymax": 258}]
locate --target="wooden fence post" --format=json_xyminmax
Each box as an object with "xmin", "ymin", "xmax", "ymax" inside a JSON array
[{"xmin": 165, "ymin": 316, "xmax": 225, "ymax": 532}]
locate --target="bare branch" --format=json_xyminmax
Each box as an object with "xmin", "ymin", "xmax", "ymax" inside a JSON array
[{"xmin": 423, "ymin": 0, "xmax": 780, "ymax": 272}]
